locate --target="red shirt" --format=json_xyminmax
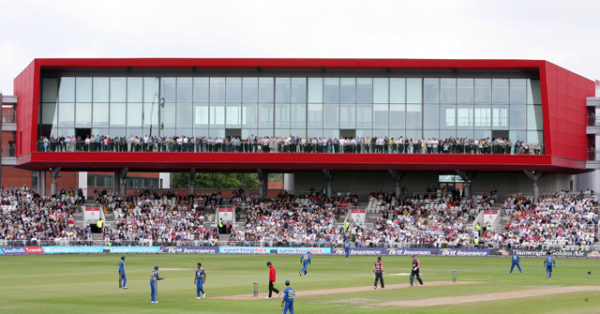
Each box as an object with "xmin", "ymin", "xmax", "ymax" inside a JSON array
[{"xmin": 269, "ymin": 265, "xmax": 276, "ymax": 282}]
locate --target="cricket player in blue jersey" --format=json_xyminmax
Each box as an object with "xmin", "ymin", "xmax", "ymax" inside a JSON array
[
  {"xmin": 544, "ymin": 252, "xmax": 556, "ymax": 279},
  {"xmin": 344, "ymin": 240, "xmax": 350, "ymax": 258},
  {"xmin": 509, "ymin": 252, "xmax": 523, "ymax": 274},
  {"xmin": 119, "ymin": 256, "xmax": 128, "ymax": 289},
  {"xmin": 150, "ymin": 266, "xmax": 164, "ymax": 303},
  {"xmin": 281, "ymin": 280, "xmax": 295, "ymax": 314},
  {"xmin": 299, "ymin": 252, "xmax": 311, "ymax": 276},
  {"xmin": 194, "ymin": 262, "xmax": 207, "ymax": 299}
]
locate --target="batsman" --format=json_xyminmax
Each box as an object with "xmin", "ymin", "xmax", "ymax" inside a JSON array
[{"xmin": 409, "ymin": 255, "xmax": 423, "ymax": 287}]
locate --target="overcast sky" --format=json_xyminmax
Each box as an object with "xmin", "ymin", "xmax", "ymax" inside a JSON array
[{"xmin": 1, "ymin": 0, "xmax": 599, "ymax": 95}]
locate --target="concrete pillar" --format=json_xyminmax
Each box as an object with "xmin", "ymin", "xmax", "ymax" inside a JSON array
[
  {"xmin": 257, "ymin": 169, "xmax": 268, "ymax": 198},
  {"xmin": 455, "ymin": 170, "xmax": 475, "ymax": 198},
  {"xmin": 40, "ymin": 170, "xmax": 46, "ymax": 197},
  {"xmin": 322, "ymin": 169, "xmax": 335, "ymax": 198},
  {"xmin": 113, "ymin": 171, "xmax": 121, "ymax": 196},
  {"xmin": 50, "ymin": 167, "xmax": 61, "ymax": 197},
  {"xmin": 524, "ymin": 171, "xmax": 545, "ymax": 201},
  {"xmin": 119, "ymin": 168, "xmax": 129, "ymax": 196},
  {"xmin": 284, "ymin": 173, "xmax": 295, "ymax": 193},
  {"xmin": 388, "ymin": 170, "xmax": 407, "ymax": 196},
  {"xmin": 189, "ymin": 169, "xmax": 196, "ymax": 195}
]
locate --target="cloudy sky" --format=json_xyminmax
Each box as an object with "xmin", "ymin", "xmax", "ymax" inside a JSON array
[{"xmin": 1, "ymin": 0, "xmax": 599, "ymax": 95}]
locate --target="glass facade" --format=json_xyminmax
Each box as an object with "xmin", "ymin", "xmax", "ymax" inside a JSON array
[{"xmin": 39, "ymin": 76, "xmax": 544, "ymax": 147}]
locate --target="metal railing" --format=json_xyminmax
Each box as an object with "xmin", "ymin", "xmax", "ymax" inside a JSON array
[
  {"xmin": 588, "ymin": 150, "xmax": 600, "ymax": 161},
  {"xmin": 35, "ymin": 140, "xmax": 545, "ymax": 155},
  {"xmin": 588, "ymin": 114, "xmax": 600, "ymax": 126},
  {"xmin": 1, "ymin": 146, "xmax": 15, "ymax": 157},
  {"xmin": 2, "ymin": 110, "xmax": 16, "ymax": 123},
  {"xmin": 0, "ymin": 239, "xmax": 219, "ymax": 247}
]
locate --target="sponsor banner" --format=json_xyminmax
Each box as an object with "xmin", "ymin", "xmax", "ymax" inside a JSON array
[
  {"xmin": 331, "ymin": 247, "xmax": 438, "ymax": 256},
  {"xmin": 438, "ymin": 248, "xmax": 490, "ymax": 257},
  {"xmin": 42, "ymin": 246, "xmax": 161, "ymax": 254},
  {"xmin": 108, "ymin": 247, "xmax": 161, "ymax": 253},
  {"xmin": 350, "ymin": 209, "xmax": 366, "ymax": 223},
  {"xmin": 495, "ymin": 248, "xmax": 589, "ymax": 258},
  {"xmin": 84, "ymin": 207, "xmax": 101, "ymax": 221},
  {"xmin": 1, "ymin": 247, "xmax": 26, "ymax": 255},
  {"xmin": 483, "ymin": 210, "xmax": 498, "ymax": 225},
  {"xmin": 276, "ymin": 247, "xmax": 330, "ymax": 255},
  {"xmin": 220, "ymin": 247, "xmax": 271, "ymax": 254},
  {"xmin": 25, "ymin": 246, "xmax": 44, "ymax": 254},
  {"xmin": 0, "ymin": 248, "xmax": 3, "ymax": 255},
  {"xmin": 161, "ymin": 247, "xmax": 219, "ymax": 254},
  {"xmin": 218, "ymin": 208, "xmax": 234, "ymax": 221}
]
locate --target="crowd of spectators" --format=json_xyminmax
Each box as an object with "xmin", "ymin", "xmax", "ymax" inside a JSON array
[{"xmin": 38, "ymin": 134, "xmax": 543, "ymax": 155}]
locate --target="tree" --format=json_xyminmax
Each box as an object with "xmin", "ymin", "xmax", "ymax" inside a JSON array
[{"xmin": 171, "ymin": 173, "xmax": 259, "ymax": 189}]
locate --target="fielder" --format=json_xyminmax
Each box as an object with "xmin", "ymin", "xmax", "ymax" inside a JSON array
[
  {"xmin": 281, "ymin": 280, "xmax": 295, "ymax": 314},
  {"xmin": 409, "ymin": 255, "xmax": 423, "ymax": 287},
  {"xmin": 118, "ymin": 256, "xmax": 127, "ymax": 289},
  {"xmin": 344, "ymin": 240, "xmax": 350, "ymax": 258},
  {"xmin": 372, "ymin": 256, "xmax": 385, "ymax": 289},
  {"xmin": 509, "ymin": 252, "xmax": 523, "ymax": 274},
  {"xmin": 299, "ymin": 252, "xmax": 311, "ymax": 276},
  {"xmin": 150, "ymin": 266, "xmax": 164, "ymax": 303},
  {"xmin": 194, "ymin": 263, "xmax": 207, "ymax": 299},
  {"xmin": 544, "ymin": 252, "xmax": 556, "ymax": 279}
]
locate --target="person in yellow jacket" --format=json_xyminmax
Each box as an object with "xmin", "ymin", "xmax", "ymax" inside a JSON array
[
  {"xmin": 97, "ymin": 218, "xmax": 104, "ymax": 229},
  {"xmin": 345, "ymin": 221, "xmax": 350, "ymax": 232},
  {"xmin": 475, "ymin": 222, "xmax": 482, "ymax": 237}
]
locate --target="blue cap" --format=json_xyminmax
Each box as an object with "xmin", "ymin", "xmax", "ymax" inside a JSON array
[
  {"xmin": 121, "ymin": 256, "xmax": 125, "ymax": 259},
  {"xmin": 154, "ymin": 265, "xmax": 159, "ymax": 269},
  {"xmin": 285, "ymin": 280, "xmax": 290, "ymax": 285}
]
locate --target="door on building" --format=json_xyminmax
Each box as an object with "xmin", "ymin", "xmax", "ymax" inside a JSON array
[
  {"xmin": 340, "ymin": 129, "xmax": 356, "ymax": 138},
  {"xmin": 76, "ymin": 128, "xmax": 92, "ymax": 140},
  {"xmin": 225, "ymin": 129, "xmax": 242, "ymax": 138}
]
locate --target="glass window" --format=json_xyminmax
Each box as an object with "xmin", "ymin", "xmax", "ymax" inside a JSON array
[
  {"xmin": 242, "ymin": 103, "xmax": 258, "ymax": 128},
  {"xmin": 406, "ymin": 105, "xmax": 422, "ymax": 129},
  {"xmin": 127, "ymin": 78, "xmax": 143, "ymax": 102},
  {"xmin": 307, "ymin": 103, "xmax": 323, "ymax": 128},
  {"xmin": 275, "ymin": 78, "xmax": 291, "ymax": 103},
  {"xmin": 259, "ymin": 104, "xmax": 273, "ymax": 128},
  {"xmin": 42, "ymin": 103, "xmax": 58, "ymax": 125},
  {"xmin": 509, "ymin": 79, "xmax": 526, "ymax": 105},
  {"xmin": 424, "ymin": 78, "xmax": 440, "ymax": 103},
  {"xmin": 291, "ymin": 78, "xmax": 306, "ymax": 103},
  {"xmin": 291, "ymin": 128, "xmax": 306, "ymax": 138},
  {"xmin": 75, "ymin": 103, "xmax": 92, "ymax": 127},
  {"xmin": 144, "ymin": 102, "xmax": 159, "ymax": 127},
  {"xmin": 93, "ymin": 78, "xmax": 109, "ymax": 102},
  {"xmin": 527, "ymin": 105, "xmax": 543, "ymax": 130},
  {"xmin": 144, "ymin": 77, "xmax": 159, "ymax": 103},
  {"xmin": 290, "ymin": 103, "xmax": 306, "ymax": 128},
  {"xmin": 127, "ymin": 103, "xmax": 143, "ymax": 127},
  {"xmin": 474, "ymin": 79, "xmax": 491, "ymax": 104},
  {"xmin": 406, "ymin": 78, "xmax": 422, "ymax": 104},
  {"xmin": 275, "ymin": 103, "xmax": 290, "ymax": 128},
  {"xmin": 275, "ymin": 128, "xmax": 291, "ymax": 137},
  {"xmin": 159, "ymin": 77, "xmax": 176, "ymax": 102},
  {"xmin": 440, "ymin": 130, "xmax": 456, "ymax": 139},
  {"xmin": 356, "ymin": 78, "xmax": 372, "ymax": 103},
  {"xmin": 340, "ymin": 78, "xmax": 356, "ymax": 103},
  {"xmin": 356, "ymin": 129, "xmax": 372, "ymax": 138},
  {"xmin": 527, "ymin": 131, "xmax": 544, "ymax": 145},
  {"xmin": 356, "ymin": 104, "xmax": 372, "ymax": 128},
  {"xmin": 440, "ymin": 79, "xmax": 456, "ymax": 104},
  {"xmin": 210, "ymin": 104, "xmax": 225, "ymax": 126},
  {"xmin": 42, "ymin": 78, "xmax": 58, "ymax": 103},
  {"xmin": 424, "ymin": 130, "xmax": 439, "ymax": 140},
  {"xmin": 259, "ymin": 78, "xmax": 274, "ymax": 103},
  {"xmin": 194, "ymin": 128, "xmax": 209, "ymax": 137},
  {"xmin": 177, "ymin": 77, "xmax": 193, "ymax": 102},
  {"xmin": 441, "ymin": 105, "xmax": 456, "ymax": 129},
  {"xmin": 510, "ymin": 105, "xmax": 526, "ymax": 130},
  {"xmin": 58, "ymin": 103, "xmax": 74, "ymax": 127},
  {"xmin": 509, "ymin": 130, "xmax": 527, "ymax": 142},
  {"xmin": 308, "ymin": 78, "xmax": 323, "ymax": 103},
  {"xmin": 424, "ymin": 104, "xmax": 440, "ymax": 129},
  {"xmin": 492, "ymin": 105, "xmax": 508, "ymax": 129},
  {"xmin": 372, "ymin": 129, "xmax": 388, "ymax": 138},
  {"xmin": 527, "ymin": 80, "xmax": 542, "ymax": 105},
  {"xmin": 474, "ymin": 130, "xmax": 491, "ymax": 140},
  {"xmin": 226, "ymin": 77, "xmax": 242, "ymax": 102},
  {"xmin": 457, "ymin": 130, "xmax": 474, "ymax": 139},
  {"xmin": 110, "ymin": 103, "xmax": 126, "ymax": 127},
  {"xmin": 193, "ymin": 78, "xmax": 209, "ymax": 102},
  {"xmin": 340, "ymin": 103, "xmax": 355, "ymax": 128},
  {"xmin": 177, "ymin": 103, "xmax": 193, "ymax": 128},
  {"xmin": 58, "ymin": 77, "xmax": 75, "ymax": 102},
  {"xmin": 324, "ymin": 104, "xmax": 339, "ymax": 128},
  {"xmin": 405, "ymin": 129, "xmax": 422, "ymax": 140},
  {"xmin": 194, "ymin": 104, "xmax": 209, "ymax": 126},
  {"xmin": 474, "ymin": 105, "xmax": 491, "ymax": 128},
  {"xmin": 389, "ymin": 104, "xmax": 405, "ymax": 129},
  {"xmin": 457, "ymin": 79, "xmax": 474, "ymax": 104},
  {"xmin": 110, "ymin": 77, "xmax": 127, "ymax": 102},
  {"xmin": 57, "ymin": 128, "xmax": 74, "ymax": 137},
  {"xmin": 390, "ymin": 78, "xmax": 406, "ymax": 103},
  {"xmin": 323, "ymin": 129, "xmax": 339, "ymax": 139},
  {"xmin": 307, "ymin": 128, "xmax": 322, "ymax": 138},
  {"xmin": 373, "ymin": 78, "xmax": 389, "ymax": 103},
  {"xmin": 76, "ymin": 77, "xmax": 92, "ymax": 102},
  {"xmin": 210, "ymin": 78, "xmax": 226, "ymax": 102},
  {"xmin": 92, "ymin": 103, "xmax": 109, "ymax": 127},
  {"xmin": 161, "ymin": 103, "xmax": 176, "ymax": 128},
  {"xmin": 323, "ymin": 78, "xmax": 340, "ymax": 103},
  {"xmin": 226, "ymin": 103, "xmax": 241, "ymax": 127},
  {"xmin": 492, "ymin": 79, "xmax": 509, "ymax": 104},
  {"xmin": 243, "ymin": 78, "xmax": 258, "ymax": 102},
  {"xmin": 241, "ymin": 129, "xmax": 258, "ymax": 138},
  {"xmin": 162, "ymin": 128, "xmax": 176, "ymax": 137},
  {"xmin": 457, "ymin": 105, "xmax": 473, "ymax": 128},
  {"xmin": 373, "ymin": 104, "xmax": 388, "ymax": 129}
]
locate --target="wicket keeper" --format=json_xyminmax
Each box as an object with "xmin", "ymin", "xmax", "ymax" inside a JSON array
[{"xmin": 194, "ymin": 263, "xmax": 207, "ymax": 299}]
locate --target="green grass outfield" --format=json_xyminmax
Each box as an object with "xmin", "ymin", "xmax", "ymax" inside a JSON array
[{"xmin": 0, "ymin": 254, "xmax": 599, "ymax": 313}]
